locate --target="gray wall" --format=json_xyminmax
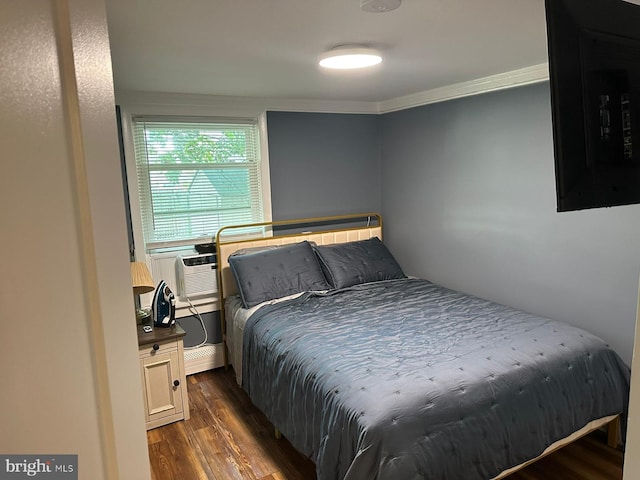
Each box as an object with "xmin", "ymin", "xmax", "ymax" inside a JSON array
[
  {"xmin": 380, "ymin": 82, "xmax": 640, "ymax": 365},
  {"xmin": 267, "ymin": 111, "xmax": 381, "ymax": 220},
  {"xmin": 177, "ymin": 310, "xmax": 221, "ymax": 347}
]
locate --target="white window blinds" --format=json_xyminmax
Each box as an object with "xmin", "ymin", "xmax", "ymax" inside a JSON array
[{"xmin": 132, "ymin": 117, "xmax": 264, "ymax": 249}]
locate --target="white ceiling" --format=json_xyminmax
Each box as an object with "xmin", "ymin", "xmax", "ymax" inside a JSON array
[{"xmin": 105, "ymin": 0, "xmax": 550, "ymax": 104}]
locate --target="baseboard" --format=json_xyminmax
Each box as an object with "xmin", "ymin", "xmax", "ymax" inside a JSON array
[{"xmin": 184, "ymin": 343, "xmax": 224, "ymax": 375}]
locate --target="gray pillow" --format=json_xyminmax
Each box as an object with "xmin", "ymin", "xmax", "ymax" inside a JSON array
[
  {"xmin": 313, "ymin": 237, "xmax": 406, "ymax": 289},
  {"xmin": 228, "ymin": 241, "xmax": 330, "ymax": 308}
]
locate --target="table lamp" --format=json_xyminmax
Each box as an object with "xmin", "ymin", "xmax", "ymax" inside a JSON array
[{"xmin": 130, "ymin": 261, "xmax": 155, "ymax": 323}]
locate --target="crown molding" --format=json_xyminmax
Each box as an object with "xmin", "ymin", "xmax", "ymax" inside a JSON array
[
  {"xmin": 115, "ymin": 90, "xmax": 379, "ymax": 115},
  {"xmin": 377, "ymin": 63, "xmax": 550, "ymax": 114},
  {"xmin": 115, "ymin": 63, "xmax": 550, "ymax": 116},
  {"xmin": 263, "ymin": 98, "xmax": 379, "ymax": 114}
]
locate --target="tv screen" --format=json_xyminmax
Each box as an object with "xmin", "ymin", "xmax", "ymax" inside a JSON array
[{"xmin": 545, "ymin": 0, "xmax": 640, "ymax": 211}]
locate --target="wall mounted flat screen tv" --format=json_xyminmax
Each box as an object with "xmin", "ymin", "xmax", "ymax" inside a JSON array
[{"xmin": 545, "ymin": 0, "xmax": 640, "ymax": 211}]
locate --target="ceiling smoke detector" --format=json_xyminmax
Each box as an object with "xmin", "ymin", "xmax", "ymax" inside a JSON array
[{"xmin": 360, "ymin": 0, "xmax": 401, "ymax": 13}]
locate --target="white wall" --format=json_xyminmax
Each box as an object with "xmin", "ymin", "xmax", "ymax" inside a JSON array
[{"xmin": 0, "ymin": 1, "xmax": 150, "ymax": 478}]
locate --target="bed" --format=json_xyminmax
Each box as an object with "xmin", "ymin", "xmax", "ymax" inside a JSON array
[{"xmin": 215, "ymin": 213, "xmax": 630, "ymax": 480}]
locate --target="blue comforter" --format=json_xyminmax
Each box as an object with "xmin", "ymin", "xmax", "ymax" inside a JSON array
[{"xmin": 242, "ymin": 278, "xmax": 629, "ymax": 480}]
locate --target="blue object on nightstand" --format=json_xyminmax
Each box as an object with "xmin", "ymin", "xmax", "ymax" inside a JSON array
[{"xmin": 151, "ymin": 280, "xmax": 176, "ymax": 328}]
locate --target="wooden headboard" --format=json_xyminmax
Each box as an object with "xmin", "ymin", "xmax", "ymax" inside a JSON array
[{"xmin": 214, "ymin": 213, "xmax": 382, "ymax": 366}]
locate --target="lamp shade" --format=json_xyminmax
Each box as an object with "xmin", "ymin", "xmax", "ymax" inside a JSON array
[{"xmin": 131, "ymin": 261, "xmax": 155, "ymax": 295}]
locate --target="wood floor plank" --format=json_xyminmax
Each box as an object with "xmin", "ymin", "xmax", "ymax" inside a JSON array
[
  {"xmin": 147, "ymin": 368, "xmax": 623, "ymax": 480},
  {"xmin": 557, "ymin": 439, "xmax": 622, "ymax": 478},
  {"xmin": 147, "ymin": 428, "xmax": 163, "ymax": 445},
  {"xmin": 149, "ymin": 421, "xmax": 211, "ymax": 480},
  {"xmin": 193, "ymin": 425, "xmax": 257, "ymax": 480}
]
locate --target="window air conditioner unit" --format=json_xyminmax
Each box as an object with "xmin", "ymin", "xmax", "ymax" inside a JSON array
[{"xmin": 175, "ymin": 253, "xmax": 217, "ymax": 299}]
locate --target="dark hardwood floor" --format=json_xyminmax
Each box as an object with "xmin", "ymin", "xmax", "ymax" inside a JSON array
[{"xmin": 147, "ymin": 368, "xmax": 624, "ymax": 480}]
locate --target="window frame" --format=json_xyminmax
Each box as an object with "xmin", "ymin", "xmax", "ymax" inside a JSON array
[
  {"xmin": 119, "ymin": 102, "xmax": 272, "ymax": 259},
  {"xmin": 132, "ymin": 117, "xmax": 265, "ymax": 249}
]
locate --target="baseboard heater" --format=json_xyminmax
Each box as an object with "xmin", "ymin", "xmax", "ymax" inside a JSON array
[{"xmin": 184, "ymin": 343, "xmax": 224, "ymax": 376}]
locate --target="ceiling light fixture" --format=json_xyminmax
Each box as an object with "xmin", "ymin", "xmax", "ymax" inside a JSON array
[
  {"xmin": 360, "ymin": 0, "xmax": 401, "ymax": 13},
  {"xmin": 318, "ymin": 46, "xmax": 382, "ymax": 70}
]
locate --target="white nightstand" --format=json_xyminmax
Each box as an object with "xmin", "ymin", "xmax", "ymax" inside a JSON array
[{"xmin": 137, "ymin": 324, "xmax": 190, "ymax": 430}]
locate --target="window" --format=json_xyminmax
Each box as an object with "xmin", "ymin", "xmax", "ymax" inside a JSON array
[{"xmin": 132, "ymin": 117, "xmax": 265, "ymax": 249}]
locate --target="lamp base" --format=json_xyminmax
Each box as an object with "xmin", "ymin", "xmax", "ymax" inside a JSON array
[{"xmin": 136, "ymin": 308, "xmax": 151, "ymax": 325}]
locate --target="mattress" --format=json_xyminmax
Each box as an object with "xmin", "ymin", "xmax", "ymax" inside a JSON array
[
  {"xmin": 239, "ymin": 278, "xmax": 630, "ymax": 480},
  {"xmin": 226, "ymin": 294, "xmax": 255, "ymax": 385},
  {"xmin": 227, "ymin": 291, "xmax": 311, "ymax": 385}
]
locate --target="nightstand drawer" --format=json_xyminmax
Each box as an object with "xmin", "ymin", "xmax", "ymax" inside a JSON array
[{"xmin": 138, "ymin": 339, "xmax": 178, "ymax": 358}]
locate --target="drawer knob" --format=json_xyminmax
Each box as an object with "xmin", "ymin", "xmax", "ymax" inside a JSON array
[
  {"xmin": 173, "ymin": 380, "xmax": 180, "ymax": 387},
  {"xmin": 152, "ymin": 344, "xmax": 160, "ymax": 351}
]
